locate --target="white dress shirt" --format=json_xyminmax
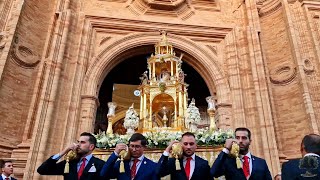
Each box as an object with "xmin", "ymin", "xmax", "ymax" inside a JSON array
[
  {"xmin": 222, "ymin": 148, "xmax": 253, "ymax": 174},
  {"xmin": 163, "ymin": 151, "xmax": 196, "ymax": 179},
  {"xmin": 1, "ymin": 174, "xmax": 11, "ymax": 180},
  {"xmin": 240, "ymin": 152, "xmax": 253, "ymax": 175},
  {"xmin": 183, "ymin": 153, "xmax": 196, "ymax": 179},
  {"xmin": 129, "ymin": 155, "xmax": 145, "ymax": 174}
]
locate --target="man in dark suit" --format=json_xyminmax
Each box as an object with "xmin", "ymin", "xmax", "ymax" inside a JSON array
[
  {"xmin": 37, "ymin": 132, "xmax": 105, "ymax": 180},
  {"xmin": 158, "ymin": 132, "xmax": 211, "ymax": 180},
  {"xmin": 211, "ymin": 127, "xmax": 272, "ymax": 180},
  {"xmin": 282, "ymin": 134, "xmax": 320, "ymax": 180},
  {"xmin": 100, "ymin": 133, "xmax": 159, "ymax": 180},
  {"xmin": 0, "ymin": 160, "xmax": 16, "ymax": 180}
]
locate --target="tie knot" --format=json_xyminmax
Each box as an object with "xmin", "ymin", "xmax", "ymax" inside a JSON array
[
  {"xmin": 187, "ymin": 157, "xmax": 192, "ymax": 161},
  {"xmin": 82, "ymin": 158, "xmax": 86, "ymax": 162},
  {"xmin": 133, "ymin": 158, "xmax": 139, "ymax": 164},
  {"xmin": 243, "ymin": 155, "xmax": 249, "ymax": 160},
  {"xmin": 5, "ymin": 178, "xmax": 9, "ymax": 180}
]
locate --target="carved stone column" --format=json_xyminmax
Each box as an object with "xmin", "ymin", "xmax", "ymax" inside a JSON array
[{"xmin": 78, "ymin": 95, "xmax": 99, "ymax": 134}]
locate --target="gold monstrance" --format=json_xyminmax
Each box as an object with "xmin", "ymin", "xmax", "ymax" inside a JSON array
[{"xmin": 138, "ymin": 31, "xmax": 188, "ymax": 132}]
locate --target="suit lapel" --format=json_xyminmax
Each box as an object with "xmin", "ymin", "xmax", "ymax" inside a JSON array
[
  {"xmin": 190, "ymin": 156, "xmax": 199, "ymax": 180},
  {"xmin": 179, "ymin": 158, "xmax": 188, "ymax": 179},
  {"xmin": 81, "ymin": 156, "xmax": 95, "ymax": 178},
  {"xmin": 135, "ymin": 158, "xmax": 148, "ymax": 179},
  {"xmin": 250, "ymin": 155, "xmax": 257, "ymax": 179}
]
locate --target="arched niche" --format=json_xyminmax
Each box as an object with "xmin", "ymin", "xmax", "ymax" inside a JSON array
[{"xmin": 78, "ymin": 32, "xmax": 231, "ymax": 134}]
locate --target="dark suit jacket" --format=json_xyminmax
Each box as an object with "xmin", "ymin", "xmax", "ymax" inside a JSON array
[
  {"xmin": 37, "ymin": 155, "xmax": 105, "ymax": 180},
  {"xmin": 157, "ymin": 154, "xmax": 211, "ymax": 180},
  {"xmin": 0, "ymin": 176, "xmax": 17, "ymax": 180},
  {"xmin": 210, "ymin": 151, "xmax": 272, "ymax": 180},
  {"xmin": 282, "ymin": 156, "xmax": 320, "ymax": 180},
  {"xmin": 100, "ymin": 152, "xmax": 159, "ymax": 180}
]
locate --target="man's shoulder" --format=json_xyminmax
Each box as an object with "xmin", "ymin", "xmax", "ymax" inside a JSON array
[
  {"xmin": 143, "ymin": 156, "xmax": 157, "ymax": 165},
  {"xmin": 283, "ymin": 158, "xmax": 301, "ymax": 167},
  {"xmin": 91, "ymin": 155, "xmax": 105, "ymax": 164},
  {"xmin": 251, "ymin": 155, "xmax": 267, "ymax": 163},
  {"xmin": 195, "ymin": 155, "xmax": 208, "ymax": 163}
]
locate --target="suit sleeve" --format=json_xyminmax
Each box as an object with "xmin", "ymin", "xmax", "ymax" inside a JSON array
[
  {"xmin": 157, "ymin": 154, "xmax": 176, "ymax": 177},
  {"xmin": 281, "ymin": 161, "xmax": 290, "ymax": 180},
  {"xmin": 210, "ymin": 151, "xmax": 227, "ymax": 178},
  {"xmin": 37, "ymin": 156, "xmax": 66, "ymax": 175},
  {"xmin": 263, "ymin": 160, "xmax": 272, "ymax": 180},
  {"xmin": 100, "ymin": 152, "xmax": 119, "ymax": 179},
  {"xmin": 150, "ymin": 160, "xmax": 161, "ymax": 180},
  {"xmin": 201, "ymin": 159, "xmax": 212, "ymax": 180}
]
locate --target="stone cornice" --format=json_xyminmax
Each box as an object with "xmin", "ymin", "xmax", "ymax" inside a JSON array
[
  {"xmin": 85, "ymin": 15, "xmax": 233, "ymax": 41},
  {"xmin": 301, "ymin": 0, "xmax": 320, "ymax": 11}
]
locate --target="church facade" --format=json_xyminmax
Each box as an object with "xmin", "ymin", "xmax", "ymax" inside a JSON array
[{"xmin": 0, "ymin": 0, "xmax": 320, "ymax": 179}]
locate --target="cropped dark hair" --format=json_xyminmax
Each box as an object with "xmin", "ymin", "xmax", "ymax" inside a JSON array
[
  {"xmin": 80, "ymin": 132, "xmax": 97, "ymax": 148},
  {"xmin": 182, "ymin": 132, "xmax": 195, "ymax": 139},
  {"xmin": 0, "ymin": 160, "xmax": 12, "ymax": 168},
  {"xmin": 129, "ymin": 133, "xmax": 147, "ymax": 146},
  {"xmin": 235, "ymin": 127, "xmax": 251, "ymax": 140},
  {"xmin": 302, "ymin": 134, "xmax": 320, "ymax": 155}
]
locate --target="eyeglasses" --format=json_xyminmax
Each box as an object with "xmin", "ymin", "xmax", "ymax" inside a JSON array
[{"xmin": 129, "ymin": 144, "xmax": 143, "ymax": 149}]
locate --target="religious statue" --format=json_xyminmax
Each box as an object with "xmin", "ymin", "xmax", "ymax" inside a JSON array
[
  {"xmin": 123, "ymin": 103, "xmax": 139, "ymax": 134},
  {"xmin": 185, "ymin": 98, "xmax": 202, "ymax": 132},
  {"xmin": 107, "ymin": 102, "xmax": 117, "ymax": 134},
  {"xmin": 139, "ymin": 71, "xmax": 148, "ymax": 85},
  {"xmin": 177, "ymin": 70, "xmax": 186, "ymax": 83},
  {"xmin": 107, "ymin": 102, "xmax": 117, "ymax": 118},
  {"xmin": 160, "ymin": 68, "xmax": 170, "ymax": 83},
  {"xmin": 206, "ymin": 96, "xmax": 216, "ymax": 111}
]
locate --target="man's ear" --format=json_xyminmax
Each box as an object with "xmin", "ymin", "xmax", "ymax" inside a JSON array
[{"xmin": 89, "ymin": 144, "xmax": 95, "ymax": 150}]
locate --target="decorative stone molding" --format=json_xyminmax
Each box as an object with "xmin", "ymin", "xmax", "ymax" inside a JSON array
[
  {"xmin": 126, "ymin": 0, "xmax": 195, "ymax": 20},
  {"xmin": 269, "ymin": 64, "xmax": 297, "ymax": 85},
  {"xmin": 99, "ymin": 36, "xmax": 111, "ymax": 46},
  {"xmin": 0, "ymin": 32, "xmax": 6, "ymax": 50},
  {"xmin": 258, "ymin": 1, "xmax": 282, "ymax": 17},
  {"xmin": 206, "ymin": 45, "xmax": 217, "ymax": 55},
  {"xmin": 303, "ymin": 59, "xmax": 315, "ymax": 75},
  {"xmin": 11, "ymin": 38, "xmax": 40, "ymax": 68},
  {"xmin": 81, "ymin": 95, "xmax": 100, "ymax": 106}
]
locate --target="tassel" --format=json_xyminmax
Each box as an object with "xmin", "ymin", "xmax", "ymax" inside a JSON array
[
  {"xmin": 64, "ymin": 157, "xmax": 70, "ymax": 173},
  {"xmin": 236, "ymin": 157, "xmax": 242, "ymax": 169},
  {"xmin": 119, "ymin": 158, "xmax": 125, "ymax": 173},
  {"xmin": 175, "ymin": 158, "xmax": 181, "ymax": 170}
]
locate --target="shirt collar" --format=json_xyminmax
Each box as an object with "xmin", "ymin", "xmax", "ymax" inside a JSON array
[
  {"xmin": 183, "ymin": 153, "xmax": 196, "ymax": 161},
  {"xmin": 81, "ymin": 154, "xmax": 93, "ymax": 162},
  {"xmin": 304, "ymin": 153, "xmax": 320, "ymax": 158},
  {"xmin": 1, "ymin": 174, "xmax": 10, "ymax": 179},
  {"xmin": 240, "ymin": 152, "xmax": 252, "ymax": 159},
  {"xmin": 131, "ymin": 154, "xmax": 144, "ymax": 162}
]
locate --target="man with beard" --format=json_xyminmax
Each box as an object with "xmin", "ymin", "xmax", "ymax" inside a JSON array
[
  {"xmin": 0, "ymin": 160, "xmax": 16, "ymax": 180},
  {"xmin": 37, "ymin": 132, "xmax": 105, "ymax": 180},
  {"xmin": 100, "ymin": 133, "xmax": 159, "ymax": 180},
  {"xmin": 158, "ymin": 132, "xmax": 211, "ymax": 180},
  {"xmin": 282, "ymin": 134, "xmax": 320, "ymax": 180},
  {"xmin": 211, "ymin": 127, "xmax": 272, "ymax": 180}
]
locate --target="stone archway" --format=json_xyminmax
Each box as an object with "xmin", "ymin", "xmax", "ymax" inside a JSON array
[{"xmin": 78, "ymin": 32, "xmax": 232, "ymax": 134}]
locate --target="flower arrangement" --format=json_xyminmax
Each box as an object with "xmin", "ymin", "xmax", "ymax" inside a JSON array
[{"xmin": 94, "ymin": 128, "xmax": 234, "ymax": 149}]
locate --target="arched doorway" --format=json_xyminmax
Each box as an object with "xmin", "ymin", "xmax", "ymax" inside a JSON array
[
  {"xmin": 79, "ymin": 32, "xmax": 231, "ymax": 135},
  {"xmin": 94, "ymin": 47, "xmax": 211, "ymax": 134}
]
